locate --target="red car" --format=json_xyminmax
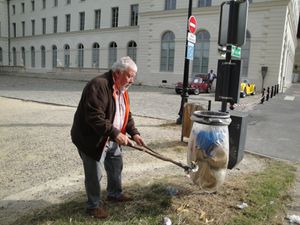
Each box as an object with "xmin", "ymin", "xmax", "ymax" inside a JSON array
[{"xmin": 175, "ymin": 74, "xmax": 211, "ymax": 95}]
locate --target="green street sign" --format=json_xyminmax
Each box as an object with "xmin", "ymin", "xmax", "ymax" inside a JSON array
[{"xmin": 231, "ymin": 45, "xmax": 241, "ymax": 58}]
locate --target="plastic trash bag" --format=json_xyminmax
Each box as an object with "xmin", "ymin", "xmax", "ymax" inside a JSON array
[{"xmin": 188, "ymin": 123, "xmax": 229, "ymax": 192}]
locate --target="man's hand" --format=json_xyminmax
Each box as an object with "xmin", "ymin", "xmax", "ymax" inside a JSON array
[
  {"xmin": 115, "ymin": 133, "xmax": 130, "ymax": 146},
  {"xmin": 132, "ymin": 134, "xmax": 145, "ymax": 146}
]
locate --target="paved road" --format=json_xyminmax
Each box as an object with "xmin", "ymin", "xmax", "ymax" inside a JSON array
[
  {"xmin": 246, "ymin": 83, "xmax": 300, "ymax": 162},
  {"xmin": 0, "ymin": 73, "xmax": 299, "ymax": 163}
]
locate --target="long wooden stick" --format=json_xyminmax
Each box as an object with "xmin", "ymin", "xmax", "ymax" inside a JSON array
[{"xmin": 127, "ymin": 143, "xmax": 193, "ymax": 172}]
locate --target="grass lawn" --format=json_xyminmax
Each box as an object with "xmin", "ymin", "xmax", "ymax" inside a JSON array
[{"xmin": 13, "ymin": 160, "xmax": 296, "ymax": 225}]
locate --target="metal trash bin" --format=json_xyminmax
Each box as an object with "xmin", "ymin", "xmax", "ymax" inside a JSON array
[
  {"xmin": 187, "ymin": 111, "xmax": 231, "ymax": 192},
  {"xmin": 228, "ymin": 111, "xmax": 248, "ymax": 169}
]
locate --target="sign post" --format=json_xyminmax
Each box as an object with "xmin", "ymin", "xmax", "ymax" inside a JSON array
[
  {"xmin": 216, "ymin": 0, "xmax": 249, "ymax": 113},
  {"xmin": 188, "ymin": 16, "xmax": 197, "ymax": 34},
  {"xmin": 187, "ymin": 42, "xmax": 195, "ymax": 60},
  {"xmin": 177, "ymin": 0, "xmax": 194, "ymax": 130},
  {"xmin": 231, "ymin": 45, "xmax": 241, "ymax": 58}
]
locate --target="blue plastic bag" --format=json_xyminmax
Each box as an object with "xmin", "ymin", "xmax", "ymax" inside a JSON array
[{"xmin": 195, "ymin": 130, "xmax": 225, "ymax": 156}]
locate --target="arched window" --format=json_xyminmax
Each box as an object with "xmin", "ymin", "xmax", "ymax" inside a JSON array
[
  {"xmin": 12, "ymin": 47, "xmax": 17, "ymax": 66},
  {"xmin": 31, "ymin": 46, "xmax": 35, "ymax": 67},
  {"xmin": 92, "ymin": 43, "xmax": 100, "ymax": 68},
  {"xmin": 127, "ymin": 41, "xmax": 137, "ymax": 62},
  {"xmin": 21, "ymin": 47, "xmax": 25, "ymax": 66},
  {"xmin": 64, "ymin": 44, "xmax": 70, "ymax": 68},
  {"xmin": 41, "ymin": 45, "xmax": 46, "ymax": 68},
  {"xmin": 193, "ymin": 30, "xmax": 210, "ymax": 73},
  {"xmin": 0, "ymin": 47, "xmax": 2, "ymax": 64},
  {"xmin": 160, "ymin": 31, "xmax": 175, "ymax": 72},
  {"xmin": 108, "ymin": 42, "xmax": 117, "ymax": 68},
  {"xmin": 52, "ymin": 45, "xmax": 57, "ymax": 68},
  {"xmin": 78, "ymin": 43, "xmax": 84, "ymax": 68},
  {"xmin": 241, "ymin": 30, "xmax": 251, "ymax": 77}
]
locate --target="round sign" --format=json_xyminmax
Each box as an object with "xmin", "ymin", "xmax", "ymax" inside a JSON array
[{"xmin": 188, "ymin": 16, "xmax": 197, "ymax": 34}]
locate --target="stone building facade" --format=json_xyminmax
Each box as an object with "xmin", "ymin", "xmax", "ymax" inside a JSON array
[{"xmin": 0, "ymin": 0, "xmax": 299, "ymax": 92}]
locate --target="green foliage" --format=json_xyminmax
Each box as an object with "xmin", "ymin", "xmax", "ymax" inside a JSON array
[{"xmin": 226, "ymin": 161, "xmax": 295, "ymax": 225}]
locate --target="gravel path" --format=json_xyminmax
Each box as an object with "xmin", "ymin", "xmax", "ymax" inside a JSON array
[{"xmin": 0, "ymin": 97, "xmax": 187, "ymax": 224}]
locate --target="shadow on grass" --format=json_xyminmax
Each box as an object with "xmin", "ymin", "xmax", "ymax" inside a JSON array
[
  {"xmin": 12, "ymin": 160, "xmax": 297, "ymax": 225},
  {"xmin": 13, "ymin": 180, "xmax": 192, "ymax": 225}
]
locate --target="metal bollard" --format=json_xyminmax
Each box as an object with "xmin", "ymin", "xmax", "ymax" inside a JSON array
[
  {"xmin": 266, "ymin": 87, "xmax": 270, "ymax": 101},
  {"xmin": 271, "ymin": 86, "xmax": 274, "ymax": 98},
  {"xmin": 261, "ymin": 88, "xmax": 265, "ymax": 104},
  {"xmin": 208, "ymin": 100, "xmax": 211, "ymax": 111},
  {"xmin": 274, "ymin": 85, "xmax": 276, "ymax": 96}
]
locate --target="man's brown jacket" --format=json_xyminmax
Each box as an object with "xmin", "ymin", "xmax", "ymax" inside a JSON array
[{"xmin": 71, "ymin": 70, "xmax": 139, "ymax": 161}]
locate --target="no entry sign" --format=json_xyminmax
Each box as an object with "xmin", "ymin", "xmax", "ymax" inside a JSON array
[{"xmin": 188, "ymin": 16, "xmax": 197, "ymax": 34}]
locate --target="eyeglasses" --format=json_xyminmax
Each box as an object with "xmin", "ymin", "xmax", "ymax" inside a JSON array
[{"xmin": 125, "ymin": 70, "xmax": 136, "ymax": 81}]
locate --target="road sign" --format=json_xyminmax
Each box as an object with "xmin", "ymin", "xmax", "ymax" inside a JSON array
[
  {"xmin": 187, "ymin": 32, "xmax": 196, "ymax": 44},
  {"xmin": 188, "ymin": 16, "xmax": 197, "ymax": 34},
  {"xmin": 187, "ymin": 42, "xmax": 194, "ymax": 60},
  {"xmin": 231, "ymin": 45, "xmax": 241, "ymax": 58}
]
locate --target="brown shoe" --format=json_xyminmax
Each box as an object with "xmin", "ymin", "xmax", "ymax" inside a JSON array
[
  {"xmin": 107, "ymin": 193, "xmax": 133, "ymax": 203},
  {"xmin": 86, "ymin": 207, "xmax": 109, "ymax": 219}
]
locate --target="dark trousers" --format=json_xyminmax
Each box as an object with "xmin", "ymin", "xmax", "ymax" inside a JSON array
[{"xmin": 78, "ymin": 141, "xmax": 123, "ymax": 209}]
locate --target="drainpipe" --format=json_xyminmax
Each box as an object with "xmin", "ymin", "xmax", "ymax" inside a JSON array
[{"xmin": 7, "ymin": 0, "xmax": 11, "ymax": 65}]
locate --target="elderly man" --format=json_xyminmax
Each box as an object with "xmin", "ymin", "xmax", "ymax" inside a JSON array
[{"xmin": 71, "ymin": 56, "xmax": 144, "ymax": 219}]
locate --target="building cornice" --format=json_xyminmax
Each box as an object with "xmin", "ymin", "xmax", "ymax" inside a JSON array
[
  {"xmin": 140, "ymin": 6, "xmax": 220, "ymax": 18},
  {"xmin": 140, "ymin": 0, "xmax": 291, "ymax": 19},
  {"xmin": 10, "ymin": 25, "xmax": 139, "ymax": 41}
]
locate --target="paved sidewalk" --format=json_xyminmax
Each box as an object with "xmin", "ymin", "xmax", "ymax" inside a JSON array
[
  {"xmin": 0, "ymin": 72, "xmax": 261, "ymax": 121},
  {"xmin": 246, "ymin": 83, "xmax": 300, "ymax": 162}
]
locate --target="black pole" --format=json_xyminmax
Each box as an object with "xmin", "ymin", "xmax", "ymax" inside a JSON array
[
  {"xmin": 176, "ymin": 0, "xmax": 193, "ymax": 125},
  {"xmin": 220, "ymin": 44, "xmax": 232, "ymax": 112},
  {"xmin": 271, "ymin": 86, "xmax": 274, "ymax": 98},
  {"xmin": 261, "ymin": 88, "xmax": 265, "ymax": 104},
  {"xmin": 7, "ymin": 0, "xmax": 11, "ymax": 65}
]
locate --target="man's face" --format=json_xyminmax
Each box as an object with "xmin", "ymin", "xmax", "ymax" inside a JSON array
[{"xmin": 114, "ymin": 69, "xmax": 136, "ymax": 91}]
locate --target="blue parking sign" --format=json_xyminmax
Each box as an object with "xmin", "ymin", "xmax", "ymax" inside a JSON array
[{"xmin": 187, "ymin": 42, "xmax": 194, "ymax": 60}]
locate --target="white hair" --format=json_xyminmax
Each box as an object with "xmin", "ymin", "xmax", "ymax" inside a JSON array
[{"xmin": 111, "ymin": 56, "xmax": 137, "ymax": 73}]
